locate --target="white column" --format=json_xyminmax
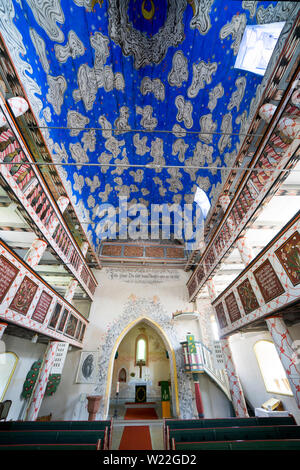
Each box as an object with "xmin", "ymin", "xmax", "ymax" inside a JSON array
[
  {"xmin": 218, "ymin": 194, "xmax": 235, "ymax": 231},
  {"xmin": 266, "ymin": 315, "xmax": 300, "ymax": 409},
  {"xmin": 235, "ymin": 236, "xmax": 254, "ymax": 266},
  {"xmin": 64, "ymin": 279, "xmax": 78, "ymax": 303},
  {"xmin": 221, "ymin": 337, "xmax": 249, "ymax": 417},
  {"xmin": 0, "ymin": 322, "xmax": 8, "ymax": 340},
  {"xmin": 25, "ymin": 341, "xmax": 60, "ymax": 421},
  {"xmin": 207, "ymin": 277, "xmax": 217, "ymax": 303},
  {"xmin": 24, "ymin": 238, "xmax": 48, "ymax": 268},
  {"xmin": 259, "ymin": 102, "xmax": 300, "ymax": 139},
  {"xmin": 81, "ymin": 241, "xmax": 89, "ymax": 257}
]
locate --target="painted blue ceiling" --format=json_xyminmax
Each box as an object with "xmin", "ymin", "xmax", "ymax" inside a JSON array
[{"xmin": 1, "ymin": 0, "xmax": 278, "ymax": 251}]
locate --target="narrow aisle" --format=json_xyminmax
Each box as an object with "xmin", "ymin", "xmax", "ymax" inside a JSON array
[{"xmin": 118, "ymin": 425, "xmax": 152, "ymax": 450}]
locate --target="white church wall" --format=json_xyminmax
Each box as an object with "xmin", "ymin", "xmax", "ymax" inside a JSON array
[
  {"xmin": 38, "ymin": 267, "xmax": 232, "ymax": 420},
  {"xmin": 110, "ymin": 322, "xmax": 170, "ymax": 402},
  {"xmin": 230, "ymin": 329, "xmax": 300, "ymax": 423},
  {"xmin": 1, "ymin": 334, "xmax": 46, "ymax": 420},
  {"xmin": 197, "ymin": 374, "xmax": 234, "ymax": 419}
]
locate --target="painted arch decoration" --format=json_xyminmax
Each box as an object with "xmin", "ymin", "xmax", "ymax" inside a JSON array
[{"xmin": 0, "ymin": 0, "xmax": 295, "ymax": 252}]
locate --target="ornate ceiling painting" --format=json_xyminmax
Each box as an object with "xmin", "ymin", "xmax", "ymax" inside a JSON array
[{"xmin": 0, "ymin": 0, "xmax": 290, "ymax": 252}]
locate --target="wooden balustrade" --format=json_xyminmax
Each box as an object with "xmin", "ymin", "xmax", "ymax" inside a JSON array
[
  {"xmin": 212, "ymin": 211, "xmax": 300, "ymax": 338},
  {"xmin": 187, "ymin": 71, "xmax": 300, "ymax": 301},
  {"xmin": 0, "ymin": 94, "xmax": 97, "ymax": 299},
  {"xmin": 0, "ymin": 238, "xmax": 88, "ymax": 347}
]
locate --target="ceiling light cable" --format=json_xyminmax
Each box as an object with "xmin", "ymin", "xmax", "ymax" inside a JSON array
[{"xmin": 0, "ymin": 160, "xmax": 299, "ymax": 173}]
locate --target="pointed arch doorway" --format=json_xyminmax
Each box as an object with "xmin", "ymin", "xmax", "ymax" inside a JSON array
[{"xmin": 103, "ymin": 316, "xmax": 180, "ymax": 419}]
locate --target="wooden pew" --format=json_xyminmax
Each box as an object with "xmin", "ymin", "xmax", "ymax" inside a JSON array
[
  {"xmin": 164, "ymin": 416, "xmax": 296, "ymax": 450},
  {"xmin": 168, "ymin": 425, "xmax": 300, "ymax": 448},
  {"xmin": 0, "ymin": 429, "xmax": 106, "ymax": 449},
  {"xmin": 0, "ymin": 419, "xmax": 113, "ymax": 450},
  {"xmin": 0, "ymin": 442, "xmax": 101, "ymax": 451},
  {"xmin": 172, "ymin": 439, "xmax": 300, "ymax": 451}
]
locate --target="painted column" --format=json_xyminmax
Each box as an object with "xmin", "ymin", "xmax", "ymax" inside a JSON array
[
  {"xmin": 192, "ymin": 373, "xmax": 204, "ymax": 418},
  {"xmin": 0, "ymin": 322, "xmax": 8, "ymax": 340},
  {"xmin": 259, "ymin": 103, "xmax": 300, "ymax": 139},
  {"xmin": 207, "ymin": 277, "xmax": 217, "ymax": 303},
  {"xmin": 64, "ymin": 242, "xmax": 89, "ymax": 302},
  {"xmin": 24, "ymin": 238, "xmax": 48, "ymax": 268},
  {"xmin": 218, "ymin": 194, "xmax": 235, "ymax": 231},
  {"xmin": 64, "ymin": 279, "xmax": 78, "ymax": 303},
  {"xmin": 25, "ymin": 341, "xmax": 60, "ymax": 421},
  {"xmin": 236, "ymin": 236, "xmax": 254, "ymax": 266},
  {"xmin": 48, "ymin": 196, "xmax": 69, "ymax": 235},
  {"xmin": 265, "ymin": 315, "xmax": 300, "ymax": 408},
  {"xmin": 221, "ymin": 338, "xmax": 249, "ymax": 417},
  {"xmin": 80, "ymin": 241, "xmax": 89, "ymax": 258}
]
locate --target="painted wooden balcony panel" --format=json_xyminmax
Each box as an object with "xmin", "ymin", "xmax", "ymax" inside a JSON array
[
  {"xmin": 0, "ymin": 239, "xmax": 88, "ymax": 347},
  {"xmin": 0, "ymin": 94, "xmax": 97, "ymax": 298},
  {"xmin": 212, "ymin": 212, "xmax": 300, "ymax": 338},
  {"xmin": 187, "ymin": 73, "xmax": 300, "ymax": 301}
]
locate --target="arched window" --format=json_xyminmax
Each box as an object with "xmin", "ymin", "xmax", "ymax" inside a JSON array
[
  {"xmin": 118, "ymin": 368, "xmax": 127, "ymax": 383},
  {"xmin": 135, "ymin": 334, "xmax": 148, "ymax": 365},
  {"xmin": 0, "ymin": 352, "xmax": 18, "ymax": 400},
  {"xmin": 254, "ymin": 340, "xmax": 293, "ymax": 396},
  {"xmin": 194, "ymin": 187, "xmax": 211, "ymax": 219}
]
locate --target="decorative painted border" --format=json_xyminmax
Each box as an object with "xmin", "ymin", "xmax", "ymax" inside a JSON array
[
  {"xmin": 0, "ymin": 94, "xmax": 97, "ymax": 299},
  {"xmin": 212, "ymin": 212, "xmax": 300, "ymax": 337},
  {"xmin": 0, "ymin": 239, "xmax": 88, "ymax": 347},
  {"xmin": 93, "ymin": 297, "xmax": 197, "ymax": 420}
]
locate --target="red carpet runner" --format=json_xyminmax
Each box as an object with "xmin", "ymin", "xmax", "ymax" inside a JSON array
[
  {"xmin": 124, "ymin": 407, "xmax": 158, "ymax": 420},
  {"xmin": 119, "ymin": 426, "xmax": 152, "ymax": 450},
  {"xmin": 118, "ymin": 407, "xmax": 158, "ymax": 449}
]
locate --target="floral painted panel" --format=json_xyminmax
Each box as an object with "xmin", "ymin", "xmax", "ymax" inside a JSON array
[{"xmin": 275, "ymin": 231, "xmax": 300, "ymax": 286}]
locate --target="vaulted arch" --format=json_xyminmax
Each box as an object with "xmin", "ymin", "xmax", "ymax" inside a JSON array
[{"xmin": 103, "ymin": 316, "xmax": 180, "ymax": 418}]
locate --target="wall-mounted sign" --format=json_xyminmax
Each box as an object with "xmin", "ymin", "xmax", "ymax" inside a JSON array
[
  {"xmin": 275, "ymin": 231, "xmax": 300, "ymax": 286},
  {"xmin": 0, "ymin": 255, "xmax": 19, "ymax": 303},
  {"xmin": 225, "ymin": 292, "xmax": 241, "ymax": 323},
  {"xmin": 254, "ymin": 259, "xmax": 285, "ymax": 303},
  {"xmin": 237, "ymin": 278, "xmax": 260, "ymax": 314},
  {"xmin": 215, "ymin": 302, "xmax": 227, "ymax": 329},
  {"xmin": 10, "ymin": 276, "xmax": 38, "ymax": 315},
  {"xmin": 31, "ymin": 291, "xmax": 53, "ymax": 324}
]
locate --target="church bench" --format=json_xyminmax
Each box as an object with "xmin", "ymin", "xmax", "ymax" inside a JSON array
[
  {"xmin": 172, "ymin": 439, "xmax": 300, "ymax": 451},
  {"xmin": 164, "ymin": 416, "xmax": 296, "ymax": 449},
  {"xmin": 0, "ymin": 442, "xmax": 101, "ymax": 451},
  {"xmin": 0, "ymin": 429, "xmax": 107, "ymax": 449},
  {"xmin": 167, "ymin": 425, "xmax": 300, "ymax": 449},
  {"xmin": 0, "ymin": 420, "xmax": 112, "ymax": 449}
]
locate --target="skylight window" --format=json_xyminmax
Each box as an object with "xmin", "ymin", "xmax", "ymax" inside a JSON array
[
  {"xmin": 194, "ymin": 187, "xmax": 211, "ymax": 219},
  {"xmin": 235, "ymin": 22, "xmax": 285, "ymax": 76}
]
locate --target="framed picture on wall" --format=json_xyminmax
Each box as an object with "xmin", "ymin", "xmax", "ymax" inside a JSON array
[{"xmin": 75, "ymin": 351, "xmax": 98, "ymax": 384}]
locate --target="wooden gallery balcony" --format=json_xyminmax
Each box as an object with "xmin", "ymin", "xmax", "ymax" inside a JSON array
[
  {"xmin": 0, "ymin": 237, "xmax": 88, "ymax": 347},
  {"xmin": 212, "ymin": 211, "xmax": 300, "ymax": 338},
  {"xmin": 0, "ymin": 94, "xmax": 97, "ymax": 300}
]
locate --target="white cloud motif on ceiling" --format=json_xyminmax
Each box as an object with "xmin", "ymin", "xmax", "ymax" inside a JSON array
[
  {"xmin": 188, "ymin": 60, "xmax": 218, "ymax": 99},
  {"xmin": 54, "ymin": 30, "xmax": 85, "ymax": 63},
  {"xmin": 168, "ymin": 51, "xmax": 189, "ymax": 88}
]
